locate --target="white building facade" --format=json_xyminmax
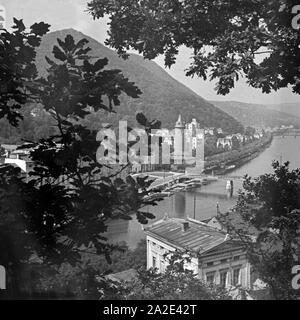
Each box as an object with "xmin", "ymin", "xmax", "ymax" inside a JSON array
[{"xmin": 145, "ymin": 217, "xmax": 252, "ymax": 290}]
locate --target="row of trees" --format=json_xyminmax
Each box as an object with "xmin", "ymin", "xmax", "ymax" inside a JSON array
[{"xmin": 87, "ymin": 0, "xmax": 299, "ymax": 95}]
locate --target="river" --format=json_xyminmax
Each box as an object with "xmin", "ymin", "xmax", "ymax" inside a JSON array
[{"xmin": 106, "ymin": 136, "xmax": 300, "ymax": 248}]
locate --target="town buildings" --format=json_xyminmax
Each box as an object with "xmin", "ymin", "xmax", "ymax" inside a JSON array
[
  {"xmin": 185, "ymin": 118, "xmax": 204, "ymax": 151},
  {"xmin": 216, "ymin": 137, "xmax": 233, "ymax": 150},
  {"xmin": 145, "ymin": 216, "xmax": 252, "ymax": 290},
  {"xmin": 128, "ymin": 114, "xmax": 266, "ymax": 173},
  {"xmin": 1, "ymin": 144, "xmax": 34, "ymax": 175}
]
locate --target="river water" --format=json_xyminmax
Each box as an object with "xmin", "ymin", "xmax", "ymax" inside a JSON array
[{"xmin": 106, "ymin": 136, "xmax": 300, "ymax": 248}]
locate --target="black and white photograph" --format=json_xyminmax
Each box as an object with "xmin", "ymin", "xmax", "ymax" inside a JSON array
[{"xmin": 0, "ymin": 0, "xmax": 300, "ymax": 306}]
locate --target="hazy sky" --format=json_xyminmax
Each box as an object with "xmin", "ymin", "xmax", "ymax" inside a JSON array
[{"xmin": 2, "ymin": 0, "xmax": 300, "ymax": 105}]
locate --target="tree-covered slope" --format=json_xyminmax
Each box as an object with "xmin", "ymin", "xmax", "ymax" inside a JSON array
[
  {"xmin": 35, "ymin": 29, "xmax": 243, "ymax": 133},
  {"xmin": 266, "ymin": 103, "xmax": 300, "ymax": 119},
  {"xmin": 211, "ymin": 101, "xmax": 300, "ymax": 129}
]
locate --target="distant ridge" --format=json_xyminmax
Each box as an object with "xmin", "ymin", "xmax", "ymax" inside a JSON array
[
  {"xmin": 266, "ymin": 102, "xmax": 300, "ymax": 119},
  {"xmin": 210, "ymin": 100, "xmax": 300, "ymax": 128},
  {"xmin": 34, "ymin": 28, "xmax": 244, "ymax": 133}
]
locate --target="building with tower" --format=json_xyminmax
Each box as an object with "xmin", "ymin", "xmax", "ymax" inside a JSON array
[
  {"xmin": 174, "ymin": 115, "xmax": 185, "ymax": 164},
  {"xmin": 173, "ymin": 115, "xmax": 205, "ymax": 170}
]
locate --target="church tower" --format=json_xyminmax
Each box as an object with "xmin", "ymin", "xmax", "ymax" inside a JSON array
[
  {"xmin": 0, "ymin": 4, "xmax": 6, "ymax": 29},
  {"xmin": 174, "ymin": 115, "xmax": 185, "ymax": 164}
]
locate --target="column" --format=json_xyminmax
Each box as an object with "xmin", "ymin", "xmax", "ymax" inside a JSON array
[{"xmin": 215, "ymin": 270, "xmax": 220, "ymax": 285}]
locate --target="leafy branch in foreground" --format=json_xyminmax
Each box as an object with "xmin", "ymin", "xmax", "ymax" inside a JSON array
[
  {"xmin": 0, "ymin": 18, "xmax": 50, "ymax": 126},
  {"xmin": 97, "ymin": 251, "xmax": 232, "ymax": 300},
  {"xmin": 0, "ymin": 20, "xmax": 161, "ymax": 297},
  {"xmin": 220, "ymin": 161, "xmax": 300, "ymax": 300},
  {"xmin": 88, "ymin": 0, "xmax": 300, "ymax": 95}
]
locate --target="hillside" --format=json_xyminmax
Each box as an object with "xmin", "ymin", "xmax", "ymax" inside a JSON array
[
  {"xmin": 210, "ymin": 101, "xmax": 300, "ymax": 129},
  {"xmin": 266, "ymin": 103, "xmax": 300, "ymax": 119},
  {"xmin": 34, "ymin": 29, "xmax": 243, "ymax": 133}
]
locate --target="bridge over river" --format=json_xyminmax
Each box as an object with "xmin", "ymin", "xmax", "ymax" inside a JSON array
[
  {"xmin": 273, "ymin": 129, "xmax": 300, "ymax": 137},
  {"xmin": 132, "ymin": 171, "xmax": 244, "ymax": 191},
  {"xmin": 107, "ymin": 136, "xmax": 300, "ymax": 248}
]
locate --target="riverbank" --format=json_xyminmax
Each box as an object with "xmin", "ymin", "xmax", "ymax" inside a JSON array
[{"xmin": 204, "ymin": 133, "xmax": 273, "ymax": 175}]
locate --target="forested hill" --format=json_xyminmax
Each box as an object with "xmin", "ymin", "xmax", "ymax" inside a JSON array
[
  {"xmin": 35, "ymin": 29, "xmax": 243, "ymax": 133},
  {"xmin": 0, "ymin": 29, "xmax": 245, "ymax": 144},
  {"xmin": 210, "ymin": 101, "xmax": 300, "ymax": 129}
]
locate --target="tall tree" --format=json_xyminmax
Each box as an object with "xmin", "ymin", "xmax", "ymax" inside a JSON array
[{"xmin": 88, "ymin": 0, "xmax": 300, "ymax": 95}]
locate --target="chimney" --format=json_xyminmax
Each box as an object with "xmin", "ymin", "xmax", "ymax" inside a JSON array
[{"xmin": 182, "ymin": 221, "xmax": 189, "ymax": 232}]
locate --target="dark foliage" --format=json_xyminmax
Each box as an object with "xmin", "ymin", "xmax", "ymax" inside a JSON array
[
  {"xmin": 0, "ymin": 20, "xmax": 160, "ymax": 297},
  {"xmin": 220, "ymin": 162, "xmax": 300, "ymax": 300},
  {"xmin": 88, "ymin": 0, "xmax": 300, "ymax": 95}
]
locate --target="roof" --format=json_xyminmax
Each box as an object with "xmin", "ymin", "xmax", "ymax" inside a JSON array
[
  {"xmin": 175, "ymin": 115, "xmax": 185, "ymax": 128},
  {"xmin": 145, "ymin": 217, "xmax": 229, "ymax": 255},
  {"xmin": 1, "ymin": 144, "xmax": 19, "ymax": 151}
]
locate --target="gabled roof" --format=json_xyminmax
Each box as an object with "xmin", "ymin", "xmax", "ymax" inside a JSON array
[
  {"xmin": 201, "ymin": 239, "xmax": 244, "ymax": 257},
  {"xmin": 145, "ymin": 217, "xmax": 230, "ymax": 255}
]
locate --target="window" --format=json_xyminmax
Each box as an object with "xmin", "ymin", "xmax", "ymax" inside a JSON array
[
  {"xmin": 234, "ymin": 256, "xmax": 240, "ymax": 261},
  {"xmin": 233, "ymin": 268, "xmax": 241, "ymax": 286},
  {"xmin": 160, "ymin": 260, "xmax": 165, "ymax": 273},
  {"xmin": 152, "ymin": 256, "xmax": 157, "ymax": 268},
  {"xmin": 207, "ymin": 261, "xmax": 214, "ymax": 267},
  {"xmin": 206, "ymin": 272, "xmax": 215, "ymax": 284},
  {"xmin": 220, "ymin": 271, "xmax": 228, "ymax": 288},
  {"xmin": 221, "ymin": 259, "xmax": 228, "ymax": 264}
]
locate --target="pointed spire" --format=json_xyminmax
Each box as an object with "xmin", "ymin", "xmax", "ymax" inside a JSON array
[{"xmin": 175, "ymin": 114, "xmax": 185, "ymax": 128}]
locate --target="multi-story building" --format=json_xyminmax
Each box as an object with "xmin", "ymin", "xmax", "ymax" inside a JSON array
[
  {"xmin": 185, "ymin": 118, "xmax": 204, "ymax": 151},
  {"xmin": 144, "ymin": 216, "xmax": 252, "ymax": 290},
  {"xmin": 217, "ymin": 137, "xmax": 233, "ymax": 150},
  {"xmin": 234, "ymin": 133, "xmax": 244, "ymax": 144},
  {"xmin": 1, "ymin": 144, "xmax": 34, "ymax": 175},
  {"xmin": 173, "ymin": 116, "xmax": 205, "ymax": 168},
  {"xmin": 204, "ymin": 128, "xmax": 215, "ymax": 136}
]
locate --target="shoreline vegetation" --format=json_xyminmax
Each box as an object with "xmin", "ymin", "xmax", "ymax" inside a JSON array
[{"xmin": 204, "ymin": 133, "xmax": 273, "ymax": 176}]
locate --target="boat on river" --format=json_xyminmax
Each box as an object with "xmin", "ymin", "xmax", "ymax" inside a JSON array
[
  {"xmin": 201, "ymin": 178, "xmax": 209, "ymax": 185},
  {"xmin": 188, "ymin": 178, "xmax": 202, "ymax": 187},
  {"xmin": 184, "ymin": 182, "xmax": 197, "ymax": 190},
  {"xmin": 226, "ymin": 164, "xmax": 236, "ymax": 170}
]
